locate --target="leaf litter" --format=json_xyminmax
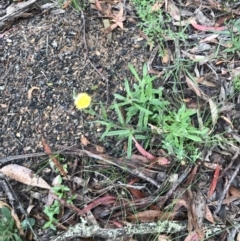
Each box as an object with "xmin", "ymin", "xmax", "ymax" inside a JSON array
[{"xmin": 0, "ymin": 0, "xmax": 240, "ymax": 240}]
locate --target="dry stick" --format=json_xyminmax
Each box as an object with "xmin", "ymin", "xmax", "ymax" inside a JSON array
[
  {"xmin": 214, "ymin": 156, "xmax": 240, "ymax": 215},
  {"xmin": 156, "ymin": 165, "xmax": 193, "ymax": 207},
  {"xmin": 0, "ymin": 0, "xmax": 37, "ymax": 28},
  {"xmin": 0, "ymin": 152, "xmax": 48, "ymax": 167},
  {"xmin": 80, "ymin": 10, "xmax": 110, "ymax": 104},
  {"xmin": 51, "ymin": 221, "xmax": 187, "ymax": 240},
  {"xmin": 64, "ymin": 149, "xmax": 160, "ymax": 188},
  {"xmin": 0, "ymin": 149, "xmax": 160, "ymax": 187},
  {"xmin": 50, "ymin": 220, "xmax": 226, "ymax": 240}
]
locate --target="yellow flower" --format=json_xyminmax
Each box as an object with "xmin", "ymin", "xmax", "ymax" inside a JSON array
[{"xmin": 74, "ymin": 93, "xmax": 91, "ymax": 109}]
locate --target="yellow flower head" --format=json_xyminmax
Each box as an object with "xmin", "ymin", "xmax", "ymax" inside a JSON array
[{"xmin": 74, "ymin": 93, "xmax": 91, "ymax": 109}]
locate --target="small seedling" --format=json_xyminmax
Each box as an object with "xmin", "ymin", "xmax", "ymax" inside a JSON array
[
  {"xmin": 0, "ymin": 206, "xmax": 22, "ymax": 241},
  {"xmin": 233, "ymin": 74, "xmax": 240, "ymax": 92},
  {"xmin": 224, "ymin": 19, "xmax": 240, "ymax": 54},
  {"xmin": 43, "ymin": 176, "xmax": 76, "ymax": 230},
  {"xmin": 43, "ymin": 200, "xmax": 60, "ymax": 230},
  {"xmin": 161, "ymin": 104, "xmax": 208, "ymax": 161}
]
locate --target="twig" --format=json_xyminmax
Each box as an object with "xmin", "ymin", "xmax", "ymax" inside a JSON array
[
  {"xmin": 50, "ymin": 220, "xmax": 226, "ymax": 240},
  {"xmin": 0, "ymin": 149, "xmax": 160, "ymax": 187},
  {"xmin": 51, "ymin": 220, "xmax": 187, "ymax": 240},
  {"xmin": 0, "ymin": 0, "xmax": 37, "ymax": 28},
  {"xmin": 214, "ymin": 156, "xmax": 240, "ymax": 215},
  {"xmin": 156, "ymin": 165, "xmax": 193, "ymax": 207},
  {"xmin": 64, "ymin": 149, "xmax": 160, "ymax": 188}
]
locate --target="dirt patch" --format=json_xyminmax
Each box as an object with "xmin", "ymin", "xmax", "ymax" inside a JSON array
[{"xmin": 0, "ymin": 5, "xmax": 149, "ymax": 157}]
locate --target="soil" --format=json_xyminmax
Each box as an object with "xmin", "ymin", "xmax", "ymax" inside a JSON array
[
  {"xmin": 1, "ymin": 1, "xmax": 240, "ymax": 241},
  {"xmin": 0, "ymin": 2, "xmax": 149, "ymax": 158}
]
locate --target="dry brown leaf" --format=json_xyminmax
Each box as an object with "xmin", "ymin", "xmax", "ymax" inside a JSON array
[
  {"xmin": 0, "ymin": 164, "xmax": 51, "ymax": 189},
  {"xmin": 28, "ymin": 86, "xmax": 40, "ymax": 100},
  {"xmin": 184, "ymin": 231, "xmax": 199, "ymax": 241},
  {"xmin": 205, "ymin": 205, "xmax": 215, "ymax": 224},
  {"xmin": 167, "ymin": 0, "xmax": 180, "ymax": 21},
  {"xmin": 209, "ymin": 99, "xmax": 218, "ymax": 127},
  {"xmin": 158, "ymin": 234, "xmax": 171, "ymax": 241},
  {"xmin": 103, "ymin": 18, "xmax": 112, "ymax": 41},
  {"xmin": 127, "ymin": 210, "xmax": 176, "ymax": 223},
  {"xmin": 162, "ymin": 48, "xmax": 170, "ymax": 64},
  {"xmin": 200, "ymin": 34, "xmax": 219, "ymax": 43},
  {"xmin": 105, "ymin": 3, "xmax": 126, "ymax": 34},
  {"xmin": 95, "ymin": 0, "xmax": 102, "ymax": 11},
  {"xmin": 151, "ymin": 0, "xmax": 164, "ymax": 12},
  {"xmin": 81, "ymin": 135, "xmax": 90, "ymax": 146},
  {"xmin": 197, "ymin": 76, "xmax": 218, "ymax": 87},
  {"xmin": 95, "ymin": 145, "xmax": 105, "ymax": 153},
  {"xmin": 221, "ymin": 115, "xmax": 233, "ymax": 129},
  {"xmin": 181, "ymin": 50, "xmax": 209, "ymax": 64},
  {"xmin": 185, "ymin": 76, "xmax": 209, "ymax": 101},
  {"xmin": 229, "ymin": 186, "xmax": 240, "ymax": 197},
  {"xmin": 203, "ymin": 162, "xmax": 222, "ymax": 170},
  {"xmin": 0, "ymin": 103, "xmax": 7, "ymax": 108},
  {"xmin": 42, "ymin": 138, "xmax": 68, "ymax": 178}
]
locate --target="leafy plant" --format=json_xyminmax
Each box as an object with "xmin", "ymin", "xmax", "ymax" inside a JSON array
[
  {"xmin": 98, "ymin": 64, "xmax": 169, "ymax": 157},
  {"xmin": 43, "ymin": 176, "xmax": 76, "ymax": 230},
  {"xmin": 224, "ymin": 19, "xmax": 240, "ymax": 54},
  {"xmin": 96, "ymin": 64, "xmax": 208, "ymax": 161},
  {"xmin": 233, "ymin": 74, "xmax": 240, "ymax": 92},
  {"xmin": 43, "ymin": 200, "xmax": 60, "ymax": 230},
  {"xmin": 0, "ymin": 206, "xmax": 22, "ymax": 241},
  {"xmin": 161, "ymin": 105, "xmax": 208, "ymax": 161},
  {"xmin": 130, "ymin": 0, "xmax": 187, "ymax": 53}
]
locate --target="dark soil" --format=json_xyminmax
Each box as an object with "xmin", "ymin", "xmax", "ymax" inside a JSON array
[
  {"xmin": 1, "ymin": 1, "xmax": 240, "ymax": 241},
  {"xmin": 0, "ymin": 3, "xmax": 148, "ymax": 157}
]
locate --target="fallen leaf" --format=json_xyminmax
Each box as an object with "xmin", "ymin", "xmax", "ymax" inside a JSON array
[
  {"xmin": 209, "ymin": 99, "xmax": 218, "ymax": 127},
  {"xmin": 155, "ymin": 156, "xmax": 170, "ymax": 165},
  {"xmin": 28, "ymin": 86, "xmax": 40, "ymax": 100},
  {"xmin": 208, "ymin": 164, "xmax": 220, "ymax": 198},
  {"xmin": 81, "ymin": 135, "xmax": 90, "ymax": 146},
  {"xmin": 221, "ymin": 115, "xmax": 233, "ymax": 129},
  {"xmin": 167, "ymin": 0, "xmax": 180, "ymax": 21},
  {"xmin": 151, "ymin": 0, "xmax": 164, "ymax": 12},
  {"xmin": 205, "ymin": 205, "xmax": 215, "ymax": 224},
  {"xmin": 95, "ymin": 145, "xmax": 105, "ymax": 153},
  {"xmin": 229, "ymin": 186, "xmax": 240, "ymax": 197},
  {"xmin": 189, "ymin": 18, "xmax": 226, "ymax": 31},
  {"xmin": 104, "ymin": 3, "xmax": 126, "ymax": 34},
  {"xmin": 95, "ymin": 0, "xmax": 102, "ymax": 11},
  {"xmin": 42, "ymin": 138, "xmax": 68, "ymax": 178},
  {"xmin": 162, "ymin": 48, "xmax": 170, "ymax": 64},
  {"xmin": 185, "ymin": 76, "xmax": 209, "ymax": 101},
  {"xmin": 0, "ymin": 103, "xmax": 7, "ymax": 108},
  {"xmin": 132, "ymin": 137, "xmax": 155, "ymax": 160},
  {"xmin": 127, "ymin": 210, "xmax": 176, "ymax": 223},
  {"xmin": 184, "ymin": 232, "xmax": 199, "ymax": 241},
  {"xmin": 0, "ymin": 164, "xmax": 51, "ymax": 189},
  {"xmin": 128, "ymin": 188, "xmax": 146, "ymax": 198}
]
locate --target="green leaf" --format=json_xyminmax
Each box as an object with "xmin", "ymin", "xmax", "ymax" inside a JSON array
[
  {"xmin": 21, "ymin": 218, "xmax": 35, "ymax": 229},
  {"xmin": 134, "ymin": 103, "xmax": 153, "ymax": 114},
  {"xmin": 105, "ymin": 129, "xmax": 131, "ymax": 136},
  {"xmin": 127, "ymin": 132, "xmax": 133, "ymax": 158},
  {"xmin": 128, "ymin": 64, "xmax": 141, "ymax": 82},
  {"xmin": 114, "ymin": 102, "xmax": 125, "ymax": 125},
  {"xmin": 186, "ymin": 135, "xmax": 202, "ymax": 142},
  {"xmin": 1, "ymin": 207, "xmax": 11, "ymax": 221}
]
